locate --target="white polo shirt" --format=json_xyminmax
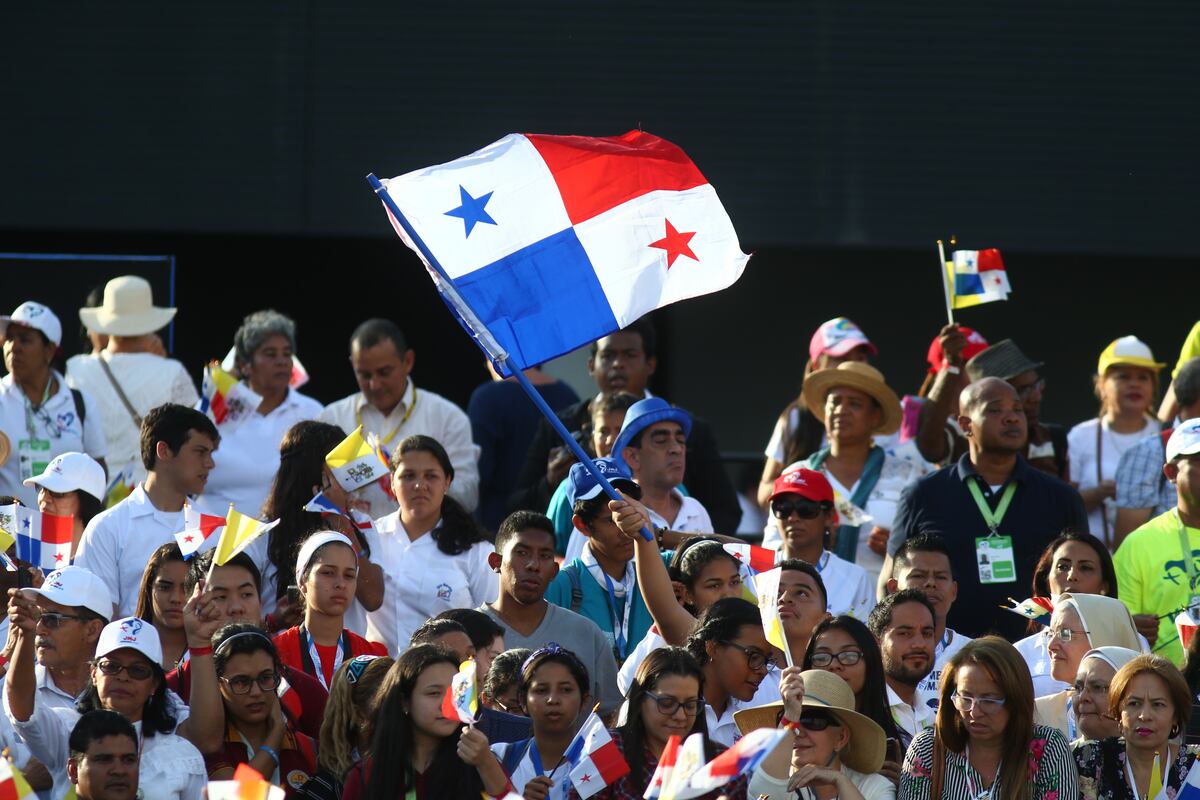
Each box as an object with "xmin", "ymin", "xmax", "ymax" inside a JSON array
[
  {"xmin": 362, "ymin": 510, "xmax": 497, "ymax": 653},
  {"xmin": 318, "ymin": 380, "xmax": 481, "ymax": 515},
  {"xmin": 807, "ymin": 550, "xmax": 876, "ymax": 620},
  {"xmin": 196, "ymin": 388, "xmax": 324, "ymax": 518},
  {"xmin": 887, "ymin": 683, "xmax": 936, "ymax": 741},
  {"xmin": 0, "ymin": 372, "xmax": 106, "ymax": 507}
]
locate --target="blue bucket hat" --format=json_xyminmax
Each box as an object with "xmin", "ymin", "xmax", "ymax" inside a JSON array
[
  {"xmin": 612, "ymin": 397, "xmax": 693, "ymax": 470},
  {"xmin": 566, "ymin": 456, "xmax": 639, "ymax": 506}
]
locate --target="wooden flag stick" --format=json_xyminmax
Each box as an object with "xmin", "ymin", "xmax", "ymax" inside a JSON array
[{"xmin": 937, "ymin": 239, "xmax": 955, "ymax": 325}]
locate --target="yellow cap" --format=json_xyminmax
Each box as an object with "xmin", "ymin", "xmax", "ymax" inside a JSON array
[{"xmin": 1097, "ymin": 335, "xmax": 1166, "ymax": 375}]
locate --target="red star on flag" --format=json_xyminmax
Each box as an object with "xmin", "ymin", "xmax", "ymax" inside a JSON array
[
  {"xmin": 184, "ymin": 534, "xmax": 195, "ymax": 543},
  {"xmin": 649, "ymin": 219, "xmax": 698, "ymax": 268},
  {"xmin": 54, "ymin": 552, "xmax": 64, "ymax": 562},
  {"xmin": 579, "ymin": 773, "xmax": 592, "ymax": 783}
]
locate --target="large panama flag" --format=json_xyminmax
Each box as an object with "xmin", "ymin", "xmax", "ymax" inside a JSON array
[{"xmin": 370, "ymin": 130, "xmax": 748, "ymax": 373}]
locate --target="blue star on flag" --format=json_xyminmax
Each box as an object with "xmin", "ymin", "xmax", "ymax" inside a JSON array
[{"xmin": 444, "ymin": 185, "xmax": 497, "ymax": 237}]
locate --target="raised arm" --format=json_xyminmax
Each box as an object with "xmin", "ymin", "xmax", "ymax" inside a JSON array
[
  {"xmin": 175, "ymin": 579, "xmax": 229, "ymax": 754},
  {"xmin": 609, "ymin": 496, "xmax": 696, "ymax": 646},
  {"xmin": 4, "ymin": 590, "xmax": 40, "ymax": 723}
]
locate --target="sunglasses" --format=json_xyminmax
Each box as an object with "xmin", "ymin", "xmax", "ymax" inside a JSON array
[
  {"xmin": 774, "ymin": 708, "xmax": 842, "ymax": 731},
  {"xmin": 95, "ymin": 659, "xmax": 155, "ymax": 681},
  {"xmin": 38, "ymin": 612, "xmax": 87, "ymax": 629},
  {"xmin": 771, "ymin": 499, "xmax": 827, "ymax": 520}
]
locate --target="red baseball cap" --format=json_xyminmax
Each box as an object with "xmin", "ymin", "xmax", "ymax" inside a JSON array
[
  {"xmin": 926, "ymin": 326, "xmax": 989, "ymax": 374},
  {"xmin": 769, "ymin": 467, "xmax": 835, "ymax": 504}
]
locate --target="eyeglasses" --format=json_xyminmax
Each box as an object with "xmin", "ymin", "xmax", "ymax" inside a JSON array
[
  {"xmin": 1014, "ymin": 378, "xmax": 1046, "ymax": 400},
  {"xmin": 38, "ymin": 612, "xmax": 86, "ymax": 629},
  {"xmin": 719, "ymin": 641, "xmax": 777, "ymax": 671},
  {"xmin": 220, "ymin": 672, "xmax": 282, "ymax": 695},
  {"xmin": 95, "ymin": 659, "xmax": 155, "ymax": 681},
  {"xmin": 644, "ymin": 691, "xmax": 702, "ymax": 717},
  {"xmin": 771, "ymin": 499, "xmax": 827, "ymax": 520},
  {"xmin": 809, "ymin": 650, "xmax": 863, "ymax": 668},
  {"xmin": 1043, "ymin": 627, "xmax": 1090, "ymax": 644},
  {"xmin": 951, "ymin": 692, "xmax": 1006, "ymax": 713}
]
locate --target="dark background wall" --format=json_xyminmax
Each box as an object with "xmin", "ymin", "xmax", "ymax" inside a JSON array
[{"xmin": 4, "ymin": 2, "xmax": 1197, "ymax": 453}]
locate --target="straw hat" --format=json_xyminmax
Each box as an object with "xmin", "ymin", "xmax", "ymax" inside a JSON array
[
  {"xmin": 733, "ymin": 670, "xmax": 885, "ymax": 774},
  {"xmin": 802, "ymin": 362, "xmax": 902, "ymax": 436},
  {"xmin": 79, "ymin": 276, "xmax": 176, "ymax": 337}
]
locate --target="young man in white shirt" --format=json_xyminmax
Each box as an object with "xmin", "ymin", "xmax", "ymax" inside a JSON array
[
  {"xmin": 613, "ymin": 397, "xmax": 712, "ymax": 533},
  {"xmin": 866, "ymin": 588, "xmax": 937, "ymax": 746},
  {"xmin": 318, "ymin": 318, "xmax": 480, "ymax": 516},
  {"xmin": 885, "ymin": 534, "xmax": 972, "ymax": 701},
  {"xmin": 75, "ymin": 404, "xmax": 219, "ymax": 618}
]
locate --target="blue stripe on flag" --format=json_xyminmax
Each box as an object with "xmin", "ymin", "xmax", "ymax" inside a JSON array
[
  {"xmin": 453, "ymin": 228, "xmax": 618, "ymax": 370},
  {"xmin": 16, "ymin": 534, "xmax": 39, "ymax": 567},
  {"xmin": 955, "ymin": 274, "xmax": 984, "ymax": 295}
]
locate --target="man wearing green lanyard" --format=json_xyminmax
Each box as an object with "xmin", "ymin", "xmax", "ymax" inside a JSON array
[
  {"xmin": 885, "ymin": 378, "xmax": 1087, "ymax": 641},
  {"xmin": 1114, "ymin": 417, "xmax": 1200, "ymax": 666},
  {"xmin": 1, "ymin": 302, "xmax": 107, "ymax": 508}
]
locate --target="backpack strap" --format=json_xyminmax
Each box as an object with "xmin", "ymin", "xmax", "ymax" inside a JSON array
[
  {"xmin": 69, "ymin": 389, "xmax": 86, "ymax": 425},
  {"xmin": 563, "ymin": 563, "xmax": 583, "ymax": 614},
  {"xmin": 501, "ymin": 737, "xmax": 532, "ymax": 777}
]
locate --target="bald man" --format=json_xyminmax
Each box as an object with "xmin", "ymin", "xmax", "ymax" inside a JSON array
[{"xmin": 882, "ymin": 378, "xmax": 1087, "ymax": 640}]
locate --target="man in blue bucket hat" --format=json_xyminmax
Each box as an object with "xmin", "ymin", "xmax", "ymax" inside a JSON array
[{"xmin": 612, "ymin": 397, "xmax": 713, "ymax": 535}]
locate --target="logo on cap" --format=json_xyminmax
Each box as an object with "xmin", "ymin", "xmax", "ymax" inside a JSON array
[
  {"xmin": 50, "ymin": 460, "xmax": 64, "ymax": 474},
  {"xmin": 46, "ymin": 572, "xmax": 65, "ymax": 590},
  {"xmin": 118, "ymin": 619, "xmax": 144, "ymax": 643},
  {"xmin": 24, "ymin": 305, "xmax": 45, "ymax": 318},
  {"xmin": 784, "ymin": 472, "xmax": 808, "ymax": 487}
]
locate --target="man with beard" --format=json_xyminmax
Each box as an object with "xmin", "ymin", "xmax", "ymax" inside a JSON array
[
  {"xmin": 885, "ymin": 378, "xmax": 1086, "ymax": 640},
  {"xmin": 68, "ymin": 711, "xmax": 140, "ymax": 800},
  {"xmin": 867, "ymin": 589, "xmax": 937, "ymax": 746}
]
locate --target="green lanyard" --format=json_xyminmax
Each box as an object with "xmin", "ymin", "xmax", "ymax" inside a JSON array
[
  {"xmin": 1177, "ymin": 509, "xmax": 1198, "ymax": 596},
  {"xmin": 966, "ymin": 479, "xmax": 1017, "ymax": 535}
]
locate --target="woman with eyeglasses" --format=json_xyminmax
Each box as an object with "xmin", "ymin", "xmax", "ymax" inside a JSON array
[
  {"xmin": 1034, "ymin": 593, "xmax": 1143, "ymax": 741},
  {"xmin": 804, "ymin": 616, "xmax": 907, "ymax": 782},
  {"xmin": 135, "ymin": 541, "xmax": 189, "ymax": 670},
  {"xmin": 206, "ymin": 623, "xmax": 318, "ymax": 796},
  {"xmin": 6, "ymin": 613, "xmax": 206, "ymax": 799},
  {"xmin": 297, "ymin": 654, "xmax": 392, "ymax": 800},
  {"xmin": 899, "ymin": 636, "xmax": 1076, "ymax": 800},
  {"xmin": 737, "ymin": 668, "xmax": 893, "ymax": 800},
  {"xmin": 491, "ymin": 644, "xmax": 590, "ymax": 800},
  {"xmin": 1072, "ymin": 647, "xmax": 1140, "ymax": 742},
  {"xmin": 570, "ymin": 646, "xmax": 750, "ymax": 800},
  {"xmin": 1073, "ymin": 654, "xmax": 1200, "ymax": 800}
]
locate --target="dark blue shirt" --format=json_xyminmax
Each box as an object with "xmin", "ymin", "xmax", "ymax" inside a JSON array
[
  {"xmin": 889, "ymin": 454, "xmax": 1087, "ymax": 641},
  {"xmin": 468, "ymin": 378, "xmax": 579, "ymax": 530}
]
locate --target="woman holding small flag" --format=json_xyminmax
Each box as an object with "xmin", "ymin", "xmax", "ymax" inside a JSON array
[
  {"xmin": 342, "ymin": 644, "xmax": 512, "ymax": 799},
  {"xmin": 23, "ymin": 450, "xmax": 106, "ymax": 561},
  {"xmin": 1073, "ymin": 654, "xmax": 1200, "ymax": 800},
  {"xmin": 737, "ymin": 667, "xmax": 893, "ymax": 800},
  {"xmin": 272, "ymin": 532, "xmax": 386, "ymax": 693}
]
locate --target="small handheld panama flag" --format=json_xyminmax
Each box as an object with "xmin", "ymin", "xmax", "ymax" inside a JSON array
[
  {"xmin": 566, "ymin": 708, "xmax": 631, "ymax": 799},
  {"xmin": 754, "ymin": 566, "xmax": 793, "ymax": 668},
  {"xmin": 0, "ymin": 756, "xmax": 36, "ymax": 800},
  {"xmin": 643, "ymin": 735, "xmax": 681, "ymax": 799},
  {"xmin": 682, "ymin": 727, "xmax": 788, "ymax": 796},
  {"xmin": 368, "ymin": 131, "xmax": 747, "ymax": 543},
  {"xmin": 440, "ymin": 658, "xmax": 479, "ymax": 725},
  {"xmin": 198, "ymin": 362, "xmax": 262, "ymax": 428},
  {"xmin": 12, "ymin": 507, "xmax": 73, "ymax": 570},
  {"xmin": 325, "ymin": 425, "xmax": 391, "ymax": 493},
  {"xmin": 722, "ymin": 543, "xmax": 777, "ymax": 574},
  {"xmin": 1002, "ymin": 596, "xmax": 1054, "ymax": 625},
  {"xmin": 206, "ymin": 763, "xmax": 286, "ymax": 800},
  {"xmin": 174, "ymin": 504, "xmax": 228, "ymax": 558},
  {"xmin": 658, "ymin": 733, "xmax": 706, "ymax": 800},
  {"xmin": 947, "ymin": 248, "xmax": 1010, "ymax": 308},
  {"xmin": 212, "ymin": 508, "xmax": 279, "ymax": 567},
  {"xmin": 1176, "ymin": 753, "xmax": 1200, "ymax": 800}
]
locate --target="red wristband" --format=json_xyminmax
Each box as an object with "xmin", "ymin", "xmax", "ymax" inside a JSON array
[
  {"xmin": 189, "ymin": 645, "xmax": 214, "ymax": 657},
  {"xmin": 0, "ymin": 653, "xmax": 9, "ymax": 669}
]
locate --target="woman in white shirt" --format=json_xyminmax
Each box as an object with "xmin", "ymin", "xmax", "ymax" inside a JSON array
[
  {"xmin": 1068, "ymin": 335, "xmax": 1166, "ymax": 548},
  {"xmin": 738, "ymin": 668, "xmax": 894, "ymax": 800},
  {"xmin": 365, "ymin": 435, "xmax": 497, "ymax": 653},
  {"xmin": 199, "ymin": 310, "xmax": 323, "ymax": 519}
]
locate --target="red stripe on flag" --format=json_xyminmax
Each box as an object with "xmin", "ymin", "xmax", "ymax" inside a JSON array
[
  {"xmin": 976, "ymin": 248, "xmax": 1005, "ymax": 272},
  {"xmin": 440, "ymin": 684, "xmax": 460, "ymax": 723},
  {"xmin": 526, "ymin": 131, "xmax": 708, "ymax": 226},
  {"xmin": 40, "ymin": 512, "xmax": 74, "ymax": 545},
  {"xmin": 589, "ymin": 739, "xmax": 630, "ymax": 784},
  {"xmin": 0, "ymin": 778, "xmax": 18, "ymax": 800}
]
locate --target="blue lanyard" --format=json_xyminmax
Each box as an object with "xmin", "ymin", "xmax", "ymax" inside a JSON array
[
  {"xmin": 815, "ymin": 551, "xmax": 831, "ymax": 573},
  {"xmin": 601, "ymin": 571, "xmax": 629, "ymax": 660},
  {"xmin": 530, "ymin": 740, "xmax": 544, "ymax": 775}
]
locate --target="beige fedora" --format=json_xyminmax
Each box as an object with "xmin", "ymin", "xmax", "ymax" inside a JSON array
[
  {"xmin": 79, "ymin": 276, "xmax": 176, "ymax": 337},
  {"xmin": 733, "ymin": 669, "xmax": 886, "ymax": 774},
  {"xmin": 802, "ymin": 361, "xmax": 902, "ymax": 436}
]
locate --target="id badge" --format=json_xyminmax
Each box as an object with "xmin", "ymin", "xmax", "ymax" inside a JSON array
[
  {"xmin": 974, "ymin": 535, "xmax": 1016, "ymax": 584},
  {"xmin": 17, "ymin": 438, "xmax": 50, "ymax": 481}
]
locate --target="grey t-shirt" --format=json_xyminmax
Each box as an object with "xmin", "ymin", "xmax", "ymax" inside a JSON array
[{"xmin": 479, "ymin": 602, "xmax": 622, "ymax": 716}]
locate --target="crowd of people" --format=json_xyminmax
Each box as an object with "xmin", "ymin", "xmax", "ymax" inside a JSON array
[{"xmin": 0, "ymin": 274, "xmax": 1198, "ymax": 800}]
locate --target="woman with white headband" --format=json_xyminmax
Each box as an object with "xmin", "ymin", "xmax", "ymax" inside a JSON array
[{"xmin": 272, "ymin": 531, "xmax": 387, "ymax": 692}]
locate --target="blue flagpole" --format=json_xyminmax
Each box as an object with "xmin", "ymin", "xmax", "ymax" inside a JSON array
[{"xmin": 366, "ymin": 174, "xmax": 654, "ymax": 542}]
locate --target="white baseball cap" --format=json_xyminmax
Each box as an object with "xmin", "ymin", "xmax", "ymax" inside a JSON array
[
  {"xmin": 23, "ymin": 452, "xmax": 107, "ymax": 502},
  {"xmin": 0, "ymin": 301, "xmax": 62, "ymax": 347},
  {"xmin": 1167, "ymin": 418, "xmax": 1200, "ymax": 463},
  {"xmin": 294, "ymin": 531, "xmax": 356, "ymax": 585},
  {"xmin": 29, "ymin": 565, "xmax": 113, "ymax": 621},
  {"xmin": 96, "ymin": 617, "xmax": 163, "ymax": 665}
]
